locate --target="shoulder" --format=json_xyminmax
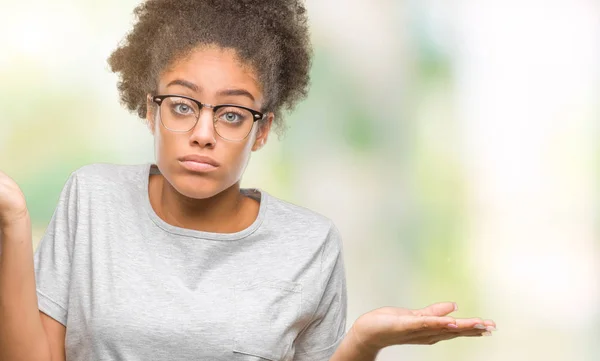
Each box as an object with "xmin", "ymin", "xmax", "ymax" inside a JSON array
[
  {"xmin": 73, "ymin": 163, "xmax": 145, "ymax": 182},
  {"xmin": 70, "ymin": 163, "xmax": 146, "ymax": 188},
  {"xmin": 66, "ymin": 163, "xmax": 147, "ymax": 198},
  {"xmin": 262, "ymin": 191, "xmax": 343, "ymax": 249},
  {"xmin": 265, "ymin": 192, "xmax": 331, "ymax": 227}
]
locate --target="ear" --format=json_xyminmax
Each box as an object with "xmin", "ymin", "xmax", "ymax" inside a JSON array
[
  {"xmin": 146, "ymin": 94, "xmax": 156, "ymax": 135},
  {"xmin": 251, "ymin": 113, "xmax": 274, "ymax": 151}
]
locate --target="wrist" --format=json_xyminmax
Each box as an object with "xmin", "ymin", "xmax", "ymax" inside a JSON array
[
  {"xmin": 0, "ymin": 210, "xmax": 31, "ymax": 235},
  {"xmin": 348, "ymin": 324, "xmax": 381, "ymax": 357}
]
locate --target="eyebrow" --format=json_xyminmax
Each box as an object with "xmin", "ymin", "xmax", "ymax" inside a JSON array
[
  {"xmin": 217, "ymin": 89, "xmax": 255, "ymax": 103},
  {"xmin": 167, "ymin": 79, "xmax": 199, "ymax": 92},
  {"xmin": 166, "ymin": 79, "xmax": 256, "ymax": 102}
]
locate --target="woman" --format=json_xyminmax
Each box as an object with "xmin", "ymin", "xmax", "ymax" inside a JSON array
[{"xmin": 0, "ymin": 0, "xmax": 496, "ymax": 360}]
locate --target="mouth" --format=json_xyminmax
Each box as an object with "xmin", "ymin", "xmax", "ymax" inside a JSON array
[{"xmin": 178, "ymin": 155, "xmax": 220, "ymax": 173}]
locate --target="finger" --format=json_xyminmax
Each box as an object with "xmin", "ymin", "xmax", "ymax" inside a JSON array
[
  {"xmin": 405, "ymin": 324, "xmax": 490, "ymax": 340},
  {"xmin": 438, "ymin": 329, "xmax": 493, "ymax": 340},
  {"xmin": 407, "ymin": 329, "xmax": 489, "ymax": 345},
  {"xmin": 483, "ymin": 319, "xmax": 497, "ymax": 330},
  {"xmin": 413, "ymin": 302, "xmax": 458, "ymax": 317},
  {"xmin": 454, "ymin": 317, "xmax": 487, "ymax": 329},
  {"xmin": 396, "ymin": 315, "xmax": 458, "ymax": 332},
  {"xmin": 450, "ymin": 318, "xmax": 497, "ymax": 333}
]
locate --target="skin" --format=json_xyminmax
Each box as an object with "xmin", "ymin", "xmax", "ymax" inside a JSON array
[
  {"xmin": 0, "ymin": 44, "xmax": 496, "ymax": 361},
  {"xmin": 145, "ymin": 45, "xmax": 273, "ymax": 234},
  {"xmin": 332, "ymin": 303, "xmax": 496, "ymax": 360}
]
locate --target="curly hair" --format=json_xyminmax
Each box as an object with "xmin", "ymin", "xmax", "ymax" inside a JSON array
[{"xmin": 107, "ymin": 0, "xmax": 312, "ymax": 135}]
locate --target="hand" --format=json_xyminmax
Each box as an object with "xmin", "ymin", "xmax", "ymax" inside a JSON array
[
  {"xmin": 0, "ymin": 170, "xmax": 29, "ymax": 229},
  {"xmin": 349, "ymin": 302, "xmax": 496, "ymax": 354}
]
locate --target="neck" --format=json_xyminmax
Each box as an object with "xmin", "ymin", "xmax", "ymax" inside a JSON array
[{"xmin": 150, "ymin": 174, "xmax": 257, "ymax": 233}]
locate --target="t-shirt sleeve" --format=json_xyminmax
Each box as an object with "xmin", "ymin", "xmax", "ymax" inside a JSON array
[
  {"xmin": 293, "ymin": 223, "xmax": 348, "ymax": 361},
  {"xmin": 33, "ymin": 172, "xmax": 80, "ymax": 326}
]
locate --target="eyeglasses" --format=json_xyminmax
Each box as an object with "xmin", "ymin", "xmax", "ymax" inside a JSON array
[{"xmin": 150, "ymin": 94, "xmax": 265, "ymax": 141}]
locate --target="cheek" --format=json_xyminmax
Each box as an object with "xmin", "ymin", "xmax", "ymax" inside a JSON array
[
  {"xmin": 228, "ymin": 143, "xmax": 251, "ymax": 167},
  {"xmin": 223, "ymin": 141, "xmax": 253, "ymax": 177},
  {"xmin": 154, "ymin": 128, "xmax": 178, "ymax": 162}
]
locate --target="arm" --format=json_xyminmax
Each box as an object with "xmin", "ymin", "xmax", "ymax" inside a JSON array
[
  {"xmin": 0, "ymin": 171, "xmax": 67, "ymax": 361},
  {"xmin": 329, "ymin": 327, "xmax": 379, "ymax": 361},
  {"xmin": 0, "ymin": 213, "xmax": 53, "ymax": 361},
  {"xmin": 40, "ymin": 312, "xmax": 66, "ymax": 361}
]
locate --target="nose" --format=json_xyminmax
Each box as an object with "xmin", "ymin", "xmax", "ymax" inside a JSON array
[{"xmin": 188, "ymin": 107, "xmax": 217, "ymax": 148}]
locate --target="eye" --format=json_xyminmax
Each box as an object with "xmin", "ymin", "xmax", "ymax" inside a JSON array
[
  {"xmin": 172, "ymin": 103, "xmax": 193, "ymax": 115},
  {"xmin": 223, "ymin": 112, "xmax": 240, "ymax": 123},
  {"xmin": 164, "ymin": 97, "xmax": 197, "ymax": 117},
  {"xmin": 216, "ymin": 107, "xmax": 251, "ymax": 124}
]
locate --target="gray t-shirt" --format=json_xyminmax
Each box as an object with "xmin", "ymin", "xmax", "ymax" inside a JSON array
[{"xmin": 33, "ymin": 163, "xmax": 347, "ymax": 361}]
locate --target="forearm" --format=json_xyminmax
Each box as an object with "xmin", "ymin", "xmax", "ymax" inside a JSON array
[
  {"xmin": 0, "ymin": 215, "xmax": 51, "ymax": 361},
  {"xmin": 330, "ymin": 327, "xmax": 380, "ymax": 361}
]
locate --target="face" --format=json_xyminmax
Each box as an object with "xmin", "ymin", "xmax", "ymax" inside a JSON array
[{"xmin": 146, "ymin": 45, "xmax": 273, "ymax": 199}]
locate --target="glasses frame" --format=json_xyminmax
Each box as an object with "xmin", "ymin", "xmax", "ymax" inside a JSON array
[{"xmin": 150, "ymin": 94, "xmax": 265, "ymax": 141}]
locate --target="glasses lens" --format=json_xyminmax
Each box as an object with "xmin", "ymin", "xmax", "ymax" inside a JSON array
[
  {"xmin": 214, "ymin": 106, "xmax": 255, "ymax": 141},
  {"xmin": 159, "ymin": 96, "xmax": 200, "ymax": 132}
]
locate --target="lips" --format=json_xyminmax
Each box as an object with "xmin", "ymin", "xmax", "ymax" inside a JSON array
[
  {"xmin": 178, "ymin": 154, "xmax": 220, "ymax": 167},
  {"xmin": 178, "ymin": 154, "xmax": 220, "ymax": 173}
]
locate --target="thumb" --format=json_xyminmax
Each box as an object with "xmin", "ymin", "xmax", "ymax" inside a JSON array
[{"xmin": 414, "ymin": 302, "xmax": 458, "ymax": 317}]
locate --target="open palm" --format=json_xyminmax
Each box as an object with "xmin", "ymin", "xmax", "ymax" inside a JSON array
[{"xmin": 349, "ymin": 302, "xmax": 496, "ymax": 353}]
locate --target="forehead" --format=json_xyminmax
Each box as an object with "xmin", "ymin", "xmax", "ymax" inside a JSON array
[{"xmin": 158, "ymin": 45, "xmax": 262, "ymax": 94}]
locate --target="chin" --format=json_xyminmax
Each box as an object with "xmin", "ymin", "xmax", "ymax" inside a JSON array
[{"xmin": 170, "ymin": 173, "xmax": 226, "ymax": 200}]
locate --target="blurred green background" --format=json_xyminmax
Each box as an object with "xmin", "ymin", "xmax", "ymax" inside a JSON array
[{"xmin": 1, "ymin": 0, "xmax": 599, "ymax": 360}]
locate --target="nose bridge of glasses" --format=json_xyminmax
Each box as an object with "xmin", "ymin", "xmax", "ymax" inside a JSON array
[
  {"xmin": 196, "ymin": 103, "xmax": 216, "ymax": 130},
  {"xmin": 196, "ymin": 102, "xmax": 218, "ymax": 120},
  {"xmin": 194, "ymin": 105, "xmax": 218, "ymax": 134}
]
